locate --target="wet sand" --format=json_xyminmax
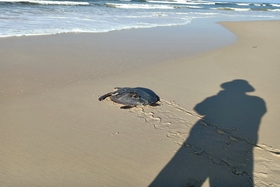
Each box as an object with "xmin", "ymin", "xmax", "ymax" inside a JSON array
[{"xmin": 1, "ymin": 21, "xmax": 280, "ymax": 186}]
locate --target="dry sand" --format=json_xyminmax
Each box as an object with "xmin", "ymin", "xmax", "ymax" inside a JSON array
[{"xmin": 1, "ymin": 21, "xmax": 280, "ymax": 187}]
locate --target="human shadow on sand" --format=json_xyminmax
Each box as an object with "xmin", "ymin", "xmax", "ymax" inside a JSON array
[{"xmin": 149, "ymin": 79, "xmax": 266, "ymax": 187}]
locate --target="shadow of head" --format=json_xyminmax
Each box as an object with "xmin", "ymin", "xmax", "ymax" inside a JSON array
[{"xmin": 220, "ymin": 79, "xmax": 255, "ymax": 93}]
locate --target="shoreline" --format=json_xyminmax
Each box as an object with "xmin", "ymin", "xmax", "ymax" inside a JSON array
[
  {"xmin": 0, "ymin": 19, "xmax": 236, "ymax": 102},
  {"xmin": 1, "ymin": 20, "xmax": 280, "ymax": 186}
]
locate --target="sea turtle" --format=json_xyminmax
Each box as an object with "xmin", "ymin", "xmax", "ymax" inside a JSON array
[{"xmin": 98, "ymin": 87, "xmax": 160, "ymax": 109}]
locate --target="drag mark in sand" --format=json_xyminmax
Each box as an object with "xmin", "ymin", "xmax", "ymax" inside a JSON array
[
  {"xmin": 128, "ymin": 99, "xmax": 280, "ymax": 187},
  {"xmin": 130, "ymin": 99, "xmax": 196, "ymax": 146}
]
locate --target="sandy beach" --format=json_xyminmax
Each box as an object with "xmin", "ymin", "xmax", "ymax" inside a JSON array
[{"xmin": 1, "ymin": 20, "xmax": 280, "ymax": 187}]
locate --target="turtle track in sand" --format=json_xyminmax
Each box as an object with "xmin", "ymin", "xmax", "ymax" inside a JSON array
[{"xmin": 128, "ymin": 99, "xmax": 280, "ymax": 187}]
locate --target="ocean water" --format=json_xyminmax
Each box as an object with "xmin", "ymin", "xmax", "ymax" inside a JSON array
[{"xmin": 0, "ymin": 0, "xmax": 280, "ymax": 37}]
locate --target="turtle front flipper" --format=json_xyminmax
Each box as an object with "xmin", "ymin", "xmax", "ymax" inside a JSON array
[{"xmin": 98, "ymin": 92, "xmax": 113, "ymax": 101}]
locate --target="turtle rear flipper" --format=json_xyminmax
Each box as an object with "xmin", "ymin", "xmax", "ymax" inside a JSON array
[
  {"xmin": 98, "ymin": 92, "xmax": 113, "ymax": 101},
  {"xmin": 120, "ymin": 105, "xmax": 135, "ymax": 109}
]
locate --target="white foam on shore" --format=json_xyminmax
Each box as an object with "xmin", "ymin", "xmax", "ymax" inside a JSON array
[
  {"xmin": 147, "ymin": 0, "xmax": 215, "ymax": 5},
  {"xmin": 1, "ymin": 0, "xmax": 279, "ymax": 38},
  {"xmin": 0, "ymin": 0, "xmax": 89, "ymax": 5},
  {"xmin": 106, "ymin": 3, "xmax": 174, "ymax": 9},
  {"xmin": 271, "ymin": 4, "xmax": 280, "ymax": 7}
]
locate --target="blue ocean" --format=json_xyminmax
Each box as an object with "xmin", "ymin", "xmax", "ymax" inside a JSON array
[{"xmin": 0, "ymin": 0, "xmax": 280, "ymax": 37}]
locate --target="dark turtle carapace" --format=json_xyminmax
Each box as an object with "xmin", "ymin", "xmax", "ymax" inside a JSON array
[{"xmin": 98, "ymin": 87, "xmax": 160, "ymax": 109}]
